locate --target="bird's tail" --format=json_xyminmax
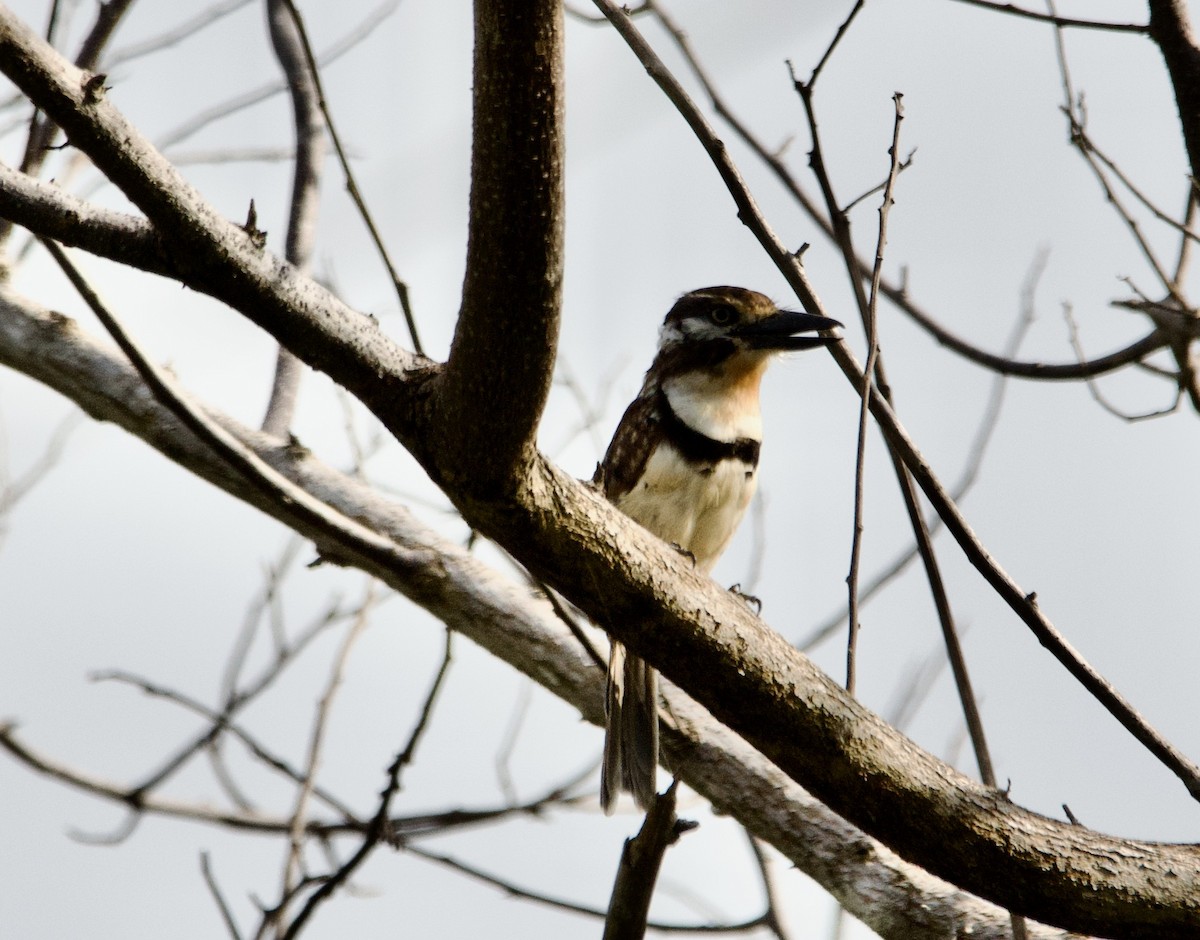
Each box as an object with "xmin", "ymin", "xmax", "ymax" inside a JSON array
[{"xmin": 601, "ymin": 639, "xmax": 659, "ymax": 814}]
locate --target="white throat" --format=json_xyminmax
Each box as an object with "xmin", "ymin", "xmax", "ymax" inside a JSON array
[{"xmin": 661, "ymin": 373, "xmax": 763, "ymax": 443}]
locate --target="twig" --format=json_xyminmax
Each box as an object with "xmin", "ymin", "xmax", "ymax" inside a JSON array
[
  {"xmin": 0, "ymin": 406, "xmax": 81, "ymax": 516},
  {"xmin": 798, "ymin": 248, "xmax": 1046, "ymax": 651},
  {"xmin": 536, "ymin": 575, "xmax": 606, "ymax": 671},
  {"xmin": 495, "ymin": 680, "xmax": 534, "ymax": 804},
  {"xmin": 550, "ymin": 356, "xmax": 621, "ymax": 457},
  {"xmin": 0, "ymin": 716, "xmax": 589, "ymax": 840},
  {"xmin": 278, "ymin": 0, "xmax": 424, "ymax": 356},
  {"xmin": 92, "ymin": 669, "xmax": 359, "ymax": 822},
  {"xmin": 948, "ymin": 0, "xmax": 1147, "ymax": 32},
  {"xmin": 791, "ymin": 63, "xmax": 995, "ymax": 777},
  {"xmin": 1173, "ymin": 186, "xmax": 1198, "ymax": 285},
  {"xmin": 151, "ymin": 0, "xmax": 401, "ymax": 152},
  {"xmin": 278, "ymin": 580, "xmax": 379, "ymax": 921},
  {"xmin": 1064, "ymin": 302, "xmax": 1181, "ymax": 420},
  {"xmin": 1049, "ymin": 6, "xmax": 1199, "ymax": 414},
  {"xmin": 279, "ymin": 629, "xmax": 454, "ymax": 939},
  {"xmin": 566, "ymin": 2, "xmax": 650, "ymax": 23},
  {"xmin": 807, "ymin": 0, "xmax": 864, "ymax": 88},
  {"xmin": 885, "ymin": 643, "xmax": 952, "ymax": 734},
  {"xmin": 746, "ymin": 833, "xmax": 791, "ymax": 940},
  {"xmin": 201, "ymin": 851, "xmax": 244, "ymax": 940},
  {"xmin": 99, "ymin": 544, "xmax": 348, "ymax": 807},
  {"xmin": 221, "ymin": 537, "xmax": 306, "ymax": 707},
  {"xmin": 37, "ymin": 238, "xmax": 436, "ymax": 601},
  {"xmin": 406, "ymin": 839, "xmax": 765, "ymax": 933},
  {"xmin": 845, "ymin": 93, "xmax": 904, "ymax": 693}
]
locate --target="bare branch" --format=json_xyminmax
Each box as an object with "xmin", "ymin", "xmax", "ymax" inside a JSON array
[
  {"xmin": 437, "ymin": 0, "xmax": 564, "ymax": 486},
  {"xmin": 795, "ymin": 42, "xmax": 1000, "ymax": 789},
  {"xmin": 38, "ymin": 239, "xmax": 431, "ymax": 593},
  {"xmin": 845, "ymin": 93, "xmax": 904, "ymax": 694},
  {"xmin": 152, "ymin": 0, "xmax": 402, "ymax": 152},
  {"xmin": 5, "ymin": 0, "xmax": 135, "ymax": 200},
  {"xmin": 746, "ymin": 834, "xmax": 790, "ymax": 940},
  {"xmin": 92, "ymin": 669, "xmax": 359, "ymax": 821},
  {"xmin": 949, "ymin": 0, "xmax": 1147, "ymax": 32},
  {"xmin": 407, "ymin": 831, "xmax": 765, "ymax": 935},
  {"xmin": 0, "ymin": 405, "xmax": 81, "ymax": 520},
  {"xmin": 807, "ymin": 0, "xmax": 865, "ymax": 88},
  {"xmin": 272, "ymin": 0, "xmax": 423, "ymax": 358},
  {"xmin": 0, "ymin": 163, "xmax": 166, "ymax": 278},
  {"xmin": 261, "ymin": 0, "xmax": 329, "ymax": 436},
  {"xmin": 201, "ymin": 852, "xmax": 245, "ymax": 940},
  {"xmin": 0, "ymin": 21, "xmax": 428, "ymax": 427},
  {"xmin": 279, "ymin": 629, "xmax": 454, "ymax": 938},
  {"xmin": 1065, "ymin": 302, "xmax": 1183, "ymax": 420},
  {"xmin": 799, "ymin": 249, "xmax": 1046, "ymax": 651},
  {"xmin": 603, "ymin": 783, "xmax": 693, "ymax": 939},
  {"xmin": 278, "ymin": 581, "xmax": 378, "ymax": 918}
]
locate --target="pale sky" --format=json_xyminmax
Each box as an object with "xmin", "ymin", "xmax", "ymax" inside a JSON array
[{"xmin": 2, "ymin": 2, "xmax": 1197, "ymax": 937}]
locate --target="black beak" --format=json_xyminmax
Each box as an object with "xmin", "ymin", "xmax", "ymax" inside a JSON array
[{"xmin": 735, "ymin": 308, "xmax": 843, "ymax": 351}]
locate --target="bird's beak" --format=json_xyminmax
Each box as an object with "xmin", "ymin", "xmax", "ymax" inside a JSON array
[{"xmin": 735, "ymin": 308, "xmax": 843, "ymax": 351}]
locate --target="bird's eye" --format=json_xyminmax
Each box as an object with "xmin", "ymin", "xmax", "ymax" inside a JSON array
[{"xmin": 709, "ymin": 304, "xmax": 737, "ymax": 326}]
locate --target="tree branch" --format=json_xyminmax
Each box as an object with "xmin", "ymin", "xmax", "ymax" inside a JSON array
[
  {"xmin": 261, "ymin": 0, "xmax": 327, "ymax": 436},
  {"xmin": 0, "ymin": 9, "xmax": 427, "ymax": 416},
  {"xmin": 949, "ymin": 0, "xmax": 1147, "ymax": 32},
  {"xmin": 0, "ymin": 287, "xmax": 1074, "ymax": 939},
  {"xmin": 436, "ymin": 0, "xmax": 565, "ymax": 494},
  {"xmin": 0, "ymin": 161, "xmax": 167, "ymax": 276},
  {"xmin": 1149, "ymin": 2, "xmax": 1200, "ymax": 239}
]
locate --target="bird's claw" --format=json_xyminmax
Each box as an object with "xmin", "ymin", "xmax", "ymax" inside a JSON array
[
  {"xmin": 728, "ymin": 583, "xmax": 762, "ymax": 614},
  {"xmin": 670, "ymin": 543, "xmax": 697, "ymax": 567}
]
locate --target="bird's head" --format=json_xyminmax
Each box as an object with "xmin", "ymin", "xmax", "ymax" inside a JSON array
[
  {"xmin": 642, "ymin": 287, "xmax": 842, "ymax": 418},
  {"xmin": 658, "ymin": 286, "xmax": 841, "ymax": 356}
]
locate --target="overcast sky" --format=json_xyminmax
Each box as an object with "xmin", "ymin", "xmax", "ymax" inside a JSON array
[{"xmin": 2, "ymin": 2, "xmax": 1198, "ymax": 937}]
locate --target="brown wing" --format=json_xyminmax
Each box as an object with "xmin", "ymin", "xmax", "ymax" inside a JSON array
[{"xmin": 594, "ymin": 392, "xmax": 661, "ymax": 501}]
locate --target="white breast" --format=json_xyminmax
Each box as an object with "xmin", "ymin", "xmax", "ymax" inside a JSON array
[{"xmin": 614, "ymin": 442, "xmax": 757, "ymax": 573}]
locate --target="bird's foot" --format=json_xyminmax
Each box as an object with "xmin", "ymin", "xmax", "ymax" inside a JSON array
[
  {"xmin": 669, "ymin": 543, "xmax": 697, "ymax": 567},
  {"xmin": 728, "ymin": 583, "xmax": 762, "ymax": 614}
]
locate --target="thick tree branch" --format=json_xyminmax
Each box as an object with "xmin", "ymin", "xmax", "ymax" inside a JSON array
[
  {"xmin": 2, "ymin": 0, "xmax": 135, "ymax": 242},
  {"xmin": 1149, "ymin": 1, "xmax": 1200, "ymax": 196},
  {"xmin": 436, "ymin": 0, "xmax": 565, "ymax": 495},
  {"xmin": 0, "ymin": 287, "xmax": 1061, "ymax": 940}
]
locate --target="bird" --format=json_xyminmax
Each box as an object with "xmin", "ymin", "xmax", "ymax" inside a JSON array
[{"xmin": 595, "ymin": 285, "xmax": 841, "ymax": 813}]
